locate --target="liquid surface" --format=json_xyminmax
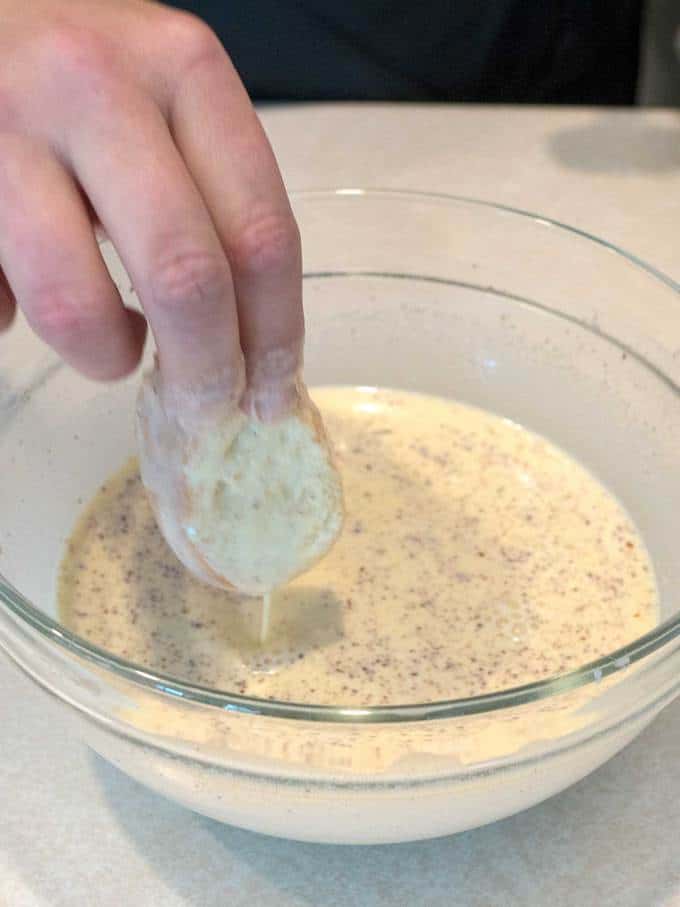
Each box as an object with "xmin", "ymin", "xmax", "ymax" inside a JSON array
[{"xmin": 59, "ymin": 387, "xmax": 657, "ymax": 706}]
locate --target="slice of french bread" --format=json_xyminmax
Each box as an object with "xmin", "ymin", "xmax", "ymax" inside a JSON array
[{"xmin": 136, "ymin": 364, "xmax": 344, "ymax": 596}]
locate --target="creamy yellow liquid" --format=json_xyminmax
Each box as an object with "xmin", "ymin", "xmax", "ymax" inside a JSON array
[{"xmin": 59, "ymin": 387, "xmax": 656, "ymax": 706}]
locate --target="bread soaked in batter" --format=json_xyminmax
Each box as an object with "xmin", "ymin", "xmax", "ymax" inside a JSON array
[{"xmin": 58, "ymin": 387, "xmax": 657, "ymax": 706}]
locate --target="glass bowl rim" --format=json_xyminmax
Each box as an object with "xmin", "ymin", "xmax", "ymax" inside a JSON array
[{"xmin": 1, "ymin": 187, "xmax": 679, "ymax": 724}]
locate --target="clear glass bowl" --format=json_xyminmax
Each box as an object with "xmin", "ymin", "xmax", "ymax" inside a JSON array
[{"xmin": 1, "ymin": 189, "xmax": 679, "ymax": 845}]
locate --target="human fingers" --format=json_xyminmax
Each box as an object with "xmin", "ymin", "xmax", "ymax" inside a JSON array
[
  {"xmin": 0, "ymin": 135, "xmax": 145, "ymax": 378},
  {"xmin": 53, "ymin": 46, "xmax": 244, "ymax": 411},
  {"xmin": 165, "ymin": 15, "xmax": 303, "ymax": 418}
]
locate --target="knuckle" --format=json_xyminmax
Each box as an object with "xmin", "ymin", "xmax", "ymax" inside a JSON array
[
  {"xmin": 27, "ymin": 288, "xmax": 91, "ymax": 343},
  {"xmin": 39, "ymin": 24, "xmax": 117, "ymax": 89},
  {"xmin": 149, "ymin": 248, "xmax": 230, "ymax": 315},
  {"xmin": 159, "ymin": 11, "xmax": 224, "ymax": 73},
  {"xmin": 230, "ymin": 213, "xmax": 301, "ymax": 277}
]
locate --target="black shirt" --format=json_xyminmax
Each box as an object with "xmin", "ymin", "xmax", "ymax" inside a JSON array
[{"xmin": 168, "ymin": 0, "xmax": 642, "ymax": 104}]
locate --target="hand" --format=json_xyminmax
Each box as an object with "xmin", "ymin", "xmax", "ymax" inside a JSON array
[{"xmin": 0, "ymin": 0, "xmax": 303, "ymax": 418}]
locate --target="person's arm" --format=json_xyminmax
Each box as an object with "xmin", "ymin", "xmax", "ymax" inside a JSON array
[{"xmin": 0, "ymin": 0, "xmax": 303, "ymax": 418}]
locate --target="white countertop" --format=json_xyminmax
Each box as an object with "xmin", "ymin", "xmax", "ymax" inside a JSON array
[{"xmin": 2, "ymin": 104, "xmax": 680, "ymax": 906}]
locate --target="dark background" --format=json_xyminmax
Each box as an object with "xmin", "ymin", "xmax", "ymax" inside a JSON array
[{"xmin": 169, "ymin": 0, "xmax": 643, "ymax": 105}]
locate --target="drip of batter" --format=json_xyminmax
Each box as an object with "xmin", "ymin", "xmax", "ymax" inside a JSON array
[{"xmin": 260, "ymin": 592, "xmax": 273, "ymax": 644}]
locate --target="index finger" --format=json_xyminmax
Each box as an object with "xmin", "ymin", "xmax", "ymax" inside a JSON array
[{"xmin": 56, "ymin": 71, "xmax": 245, "ymax": 413}]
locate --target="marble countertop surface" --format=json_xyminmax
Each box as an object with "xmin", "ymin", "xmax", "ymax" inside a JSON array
[{"xmin": 2, "ymin": 104, "xmax": 680, "ymax": 906}]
